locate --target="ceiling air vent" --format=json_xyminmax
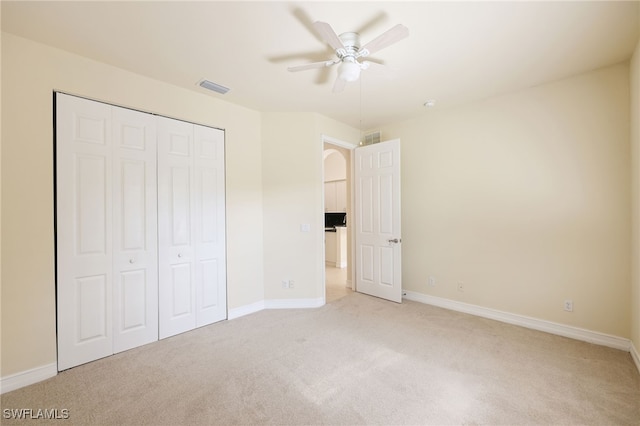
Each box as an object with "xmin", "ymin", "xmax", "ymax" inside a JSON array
[
  {"xmin": 198, "ymin": 79, "xmax": 230, "ymax": 95},
  {"xmin": 361, "ymin": 131, "xmax": 381, "ymax": 146}
]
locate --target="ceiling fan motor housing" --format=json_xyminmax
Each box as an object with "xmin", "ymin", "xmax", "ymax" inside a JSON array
[{"xmin": 338, "ymin": 32, "xmax": 361, "ymax": 57}]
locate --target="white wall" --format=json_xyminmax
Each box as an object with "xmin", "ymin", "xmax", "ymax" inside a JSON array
[
  {"xmin": 0, "ymin": 33, "xmax": 264, "ymax": 377},
  {"xmin": 631, "ymin": 39, "xmax": 640, "ymax": 357},
  {"xmin": 380, "ymin": 64, "xmax": 632, "ymax": 337},
  {"xmin": 261, "ymin": 113, "xmax": 358, "ymax": 303}
]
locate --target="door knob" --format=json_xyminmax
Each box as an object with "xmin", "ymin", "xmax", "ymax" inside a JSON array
[
  {"xmin": 388, "ymin": 238, "xmax": 401, "ymax": 244},
  {"xmin": 177, "ymin": 253, "xmax": 183, "ymax": 258},
  {"xmin": 129, "ymin": 258, "xmax": 135, "ymax": 264}
]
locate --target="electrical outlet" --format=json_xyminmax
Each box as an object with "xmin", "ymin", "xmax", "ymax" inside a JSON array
[
  {"xmin": 564, "ymin": 300, "xmax": 573, "ymax": 312},
  {"xmin": 428, "ymin": 276, "xmax": 436, "ymax": 286},
  {"xmin": 289, "ymin": 280, "xmax": 295, "ymax": 289},
  {"xmin": 457, "ymin": 281, "xmax": 464, "ymax": 292},
  {"xmin": 282, "ymin": 280, "xmax": 289, "ymax": 289}
]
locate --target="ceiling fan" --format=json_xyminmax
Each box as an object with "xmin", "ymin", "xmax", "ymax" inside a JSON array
[{"xmin": 287, "ymin": 21, "xmax": 409, "ymax": 93}]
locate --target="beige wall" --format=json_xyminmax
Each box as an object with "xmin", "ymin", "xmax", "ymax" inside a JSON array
[
  {"xmin": 631, "ymin": 39, "xmax": 640, "ymax": 354},
  {"xmin": 261, "ymin": 113, "xmax": 358, "ymax": 301},
  {"xmin": 380, "ymin": 64, "xmax": 632, "ymax": 337},
  {"xmin": 0, "ymin": 33, "xmax": 264, "ymax": 377}
]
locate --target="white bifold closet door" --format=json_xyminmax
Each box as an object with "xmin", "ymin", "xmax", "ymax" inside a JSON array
[
  {"xmin": 157, "ymin": 117, "xmax": 227, "ymax": 339},
  {"xmin": 56, "ymin": 94, "xmax": 158, "ymax": 370},
  {"xmin": 56, "ymin": 94, "xmax": 226, "ymax": 370}
]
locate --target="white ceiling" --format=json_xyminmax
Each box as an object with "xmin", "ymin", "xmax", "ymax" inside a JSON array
[{"xmin": 2, "ymin": 1, "xmax": 639, "ymax": 130}]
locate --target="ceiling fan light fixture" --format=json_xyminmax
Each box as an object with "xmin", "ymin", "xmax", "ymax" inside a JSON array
[{"xmin": 338, "ymin": 60, "xmax": 361, "ymax": 82}]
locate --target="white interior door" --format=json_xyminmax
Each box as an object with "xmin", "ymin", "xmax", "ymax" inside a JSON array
[
  {"xmin": 57, "ymin": 94, "xmax": 114, "ymax": 370},
  {"xmin": 111, "ymin": 106, "xmax": 158, "ymax": 353},
  {"xmin": 354, "ymin": 139, "xmax": 402, "ymax": 303},
  {"xmin": 158, "ymin": 117, "xmax": 197, "ymax": 339},
  {"xmin": 193, "ymin": 124, "xmax": 227, "ymax": 327}
]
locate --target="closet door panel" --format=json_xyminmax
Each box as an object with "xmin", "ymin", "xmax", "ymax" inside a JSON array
[
  {"xmin": 158, "ymin": 117, "xmax": 197, "ymax": 338},
  {"xmin": 57, "ymin": 94, "xmax": 113, "ymax": 370},
  {"xmin": 194, "ymin": 125, "xmax": 227, "ymax": 326},
  {"xmin": 112, "ymin": 106, "xmax": 158, "ymax": 353}
]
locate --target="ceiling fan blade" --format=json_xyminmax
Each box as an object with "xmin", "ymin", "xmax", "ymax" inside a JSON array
[
  {"xmin": 359, "ymin": 24, "xmax": 409, "ymax": 57},
  {"xmin": 313, "ymin": 21, "xmax": 345, "ymax": 51},
  {"xmin": 287, "ymin": 60, "xmax": 337, "ymax": 72},
  {"xmin": 332, "ymin": 76, "xmax": 347, "ymax": 93}
]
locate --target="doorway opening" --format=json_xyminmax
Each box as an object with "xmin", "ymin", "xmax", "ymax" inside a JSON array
[{"xmin": 323, "ymin": 141, "xmax": 353, "ymax": 303}]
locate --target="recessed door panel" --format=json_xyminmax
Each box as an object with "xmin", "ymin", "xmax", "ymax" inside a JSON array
[
  {"xmin": 169, "ymin": 133, "xmax": 190, "ymax": 156},
  {"xmin": 171, "ymin": 264, "xmax": 193, "ymax": 317},
  {"xmin": 379, "ymin": 150, "xmax": 394, "ymax": 168},
  {"xmin": 200, "ymin": 259, "xmax": 218, "ymax": 309},
  {"xmin": 359, "ymin": 176, "xmax": 374, "ymax": 234},
  {"xmin": 120, "ymin": 124, "xmax": 146, "ymax": 150},
  {"xmin": 74, "ymin": 114, "xmax": 107, "ymax": 145},
  {"xmin": 119, "ymin": 269, "xmax": 147, "ymax": 331},
  {"xmin": 76, "ymin": 154, "xmax": 108, "ymax": 255},
  {"xmin": 76, "ymin": 275, "xmax": 108, "ymax": 342},
  {"xmin": 198, "ymin": 138, "xmax": 218, "ymax": 160},
  {"xmin": 379, "ymin": 246, "xmax": 394, "ymax": 287},
  {"xmin": 379, "ymin": 174, "xmax": 393, "ymax": 235},
  {"xmin": 360, "ymin": 245, "xmax": 375, "ymax": 283},
  {"xmin": 171, "ymin": 166, "xmax": 191, "ymax": 246},
  {"xmin": 120, "ymin": 160, "xmax": 146, "ymax": 250},
  {"xmin": 200, "ymin": 168, "xmax": 217, "ymax": 243}
]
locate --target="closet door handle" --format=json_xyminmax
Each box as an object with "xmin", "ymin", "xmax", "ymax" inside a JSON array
[
  {"xmin": 129, "ymin": 258, "xmax": 135, "ymax": 264},
  {"xmin": 177, "ymin": 253, "xmax": 183, "ymax": 258}
]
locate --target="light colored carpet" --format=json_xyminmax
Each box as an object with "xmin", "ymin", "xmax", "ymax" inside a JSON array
[{"xmin": 1, "ymin": 292, "xmax": 639, "ymax": 425}]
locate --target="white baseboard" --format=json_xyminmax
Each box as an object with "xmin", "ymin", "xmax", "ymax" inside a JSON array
[
  {"xmin": 0, "ymin": 363, "xmax": 57, "ymax": 395},
  {"xmin": 265, "ymin": 297, "xmax": 324, "ymax": 309},
  {"xmin": 403, "ymin": 291, "xmax": 631, "ymax": 352},
  {"xmin": 228, "ymin": 300, "xmax": 265, "ymax": 320},
  {"xmin": 228, "ymin": 297, "xmax": 325, "ymax": 319},
  {"xmin": 631, "ymin": 341, "xmax": 640, "ymax": 374}
]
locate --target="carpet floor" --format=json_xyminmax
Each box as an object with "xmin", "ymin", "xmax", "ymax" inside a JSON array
[{"xmin": 2, "ymin": 292, "xmax": 639, "ymax": 425}]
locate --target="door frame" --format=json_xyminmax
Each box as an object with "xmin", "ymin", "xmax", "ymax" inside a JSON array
[{"xmin": 321, "ymin": 134, "xmax": 358, "ymax": 299}]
